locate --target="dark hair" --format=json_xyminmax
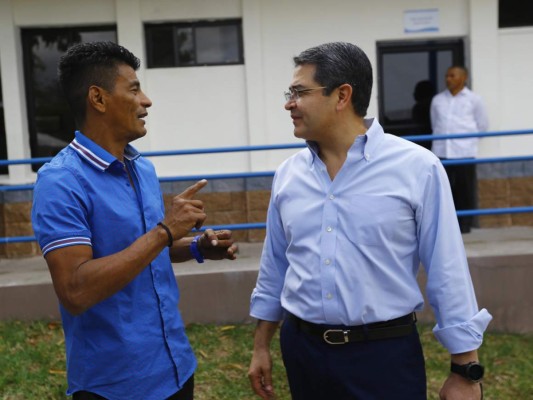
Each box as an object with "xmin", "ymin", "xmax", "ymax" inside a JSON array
[
  {"xmin": 58, "ymin": 41, "xmax": 140, "ymax": 126},
  {"xmin": 449, "ymin": 65, "xmax": 468, "ymax": 76},
  {"xmin": 293, "ymin": 42, "xmax": 373, "ymax": 117}
]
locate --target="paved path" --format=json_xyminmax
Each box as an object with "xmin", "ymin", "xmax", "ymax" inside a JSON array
[{"xmin": 1, "ymin": 227, "xmax": 532, "ymax": 287}]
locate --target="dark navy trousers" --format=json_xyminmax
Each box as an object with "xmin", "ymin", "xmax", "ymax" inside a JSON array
[
  {"xmin": 280, "ymin": 317, "xmax": 427, "ymax": 400},
  {"xmin": 72, "ymin": 374, "xmax": 194, "ymax": 400},
  {"xmin": 442, "ymin": 160, "xmax": 477, "ymax": 232}
]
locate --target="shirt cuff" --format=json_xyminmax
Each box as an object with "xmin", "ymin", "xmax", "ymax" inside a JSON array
[
  {"xmin": 249, "ymin": 288, "xmax": 284, "ymax": 322},
  {"xmin": 41, "ymin": 236, "xmax": 92, "ymax": 257},
  {"xmin": 432, "ymin": 308, "xmax": 493, "ymax": 354}
]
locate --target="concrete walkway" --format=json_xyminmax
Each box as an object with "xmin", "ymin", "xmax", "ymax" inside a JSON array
[
  {"xmin": 1, "ymin": 227, "xmax": 532, "ymax": 332},
  {"xmin": 0, "ymin": 242, "xmax": 266, "ymax": 288},
  {"xmin": 1, "ymin": 227, "xmax": 532, "ymax": 287}
]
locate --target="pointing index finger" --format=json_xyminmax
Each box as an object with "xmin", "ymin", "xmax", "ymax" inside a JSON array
[{"xmin": 178, "ymin": 179, "xmax": 208, "ymax": 199}]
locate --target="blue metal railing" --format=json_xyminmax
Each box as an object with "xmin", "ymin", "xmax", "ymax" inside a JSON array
[
  {"xmin": 1, "ymin": 128, "xmax": 532, "ymax": 167},
  {"xmin": 1, "ymin": 129, "xmax": 532, "ymax": 245},
  {"xmin": 3, "ymin": 154, "xmax": 533, "ymax": 193}
]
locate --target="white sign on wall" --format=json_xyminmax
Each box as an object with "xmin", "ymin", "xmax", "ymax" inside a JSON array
[{"xmin": 404, "ymin": 9, "xmax": 439, "ymax": 33}]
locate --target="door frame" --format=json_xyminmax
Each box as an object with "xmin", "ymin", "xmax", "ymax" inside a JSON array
[{"xmin": 376, "ymin": 38, "xmax": 465, "ymax": 136}]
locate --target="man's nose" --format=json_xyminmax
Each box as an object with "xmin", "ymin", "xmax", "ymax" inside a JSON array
[
  {"xmin": 142, "ymin": 92, "xmax": 153, "ymax": 108},
  {"xmin": 284, "ymin": 99, "xmax": 295, "ymax": 110}
]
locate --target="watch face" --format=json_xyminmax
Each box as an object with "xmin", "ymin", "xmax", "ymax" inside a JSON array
[{"xmin": 467, "ymin": 364, "xmax": 484, "ymax": 381}]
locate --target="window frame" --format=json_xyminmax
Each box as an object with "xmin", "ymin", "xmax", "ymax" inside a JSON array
[
  {"xmin": 145, "ymin": 19, "xmax": 244, "ymax": 68},
  {"xmin": 21, "ymin": 25, "xmax": 117, "ymax": 169},
  {"xmin": 376, "ymin": 38, "xmax": 464, "ymax": 137},
  {"xmin": 0, "ymin": 75, "xmax": 6, "ymax": 174},
  {"xmin": 499, "ymin": 0, "xmax": 533, "ymax": 29}
]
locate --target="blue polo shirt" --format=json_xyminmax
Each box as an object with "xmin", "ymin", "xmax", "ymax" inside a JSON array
[{"xmin": 32, "ymin": 131, "xmax": 196, "ymax": 399}]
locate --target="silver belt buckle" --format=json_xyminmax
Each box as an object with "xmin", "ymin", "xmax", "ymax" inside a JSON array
[{"xmin": 323, "ymin": 329, "xmax": 350, "ymax": 345}]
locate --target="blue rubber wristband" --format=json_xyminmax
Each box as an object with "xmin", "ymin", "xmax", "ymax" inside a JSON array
[{"xmin": 190, "ymin": 235, "xmax": 204, "ymax": 263}]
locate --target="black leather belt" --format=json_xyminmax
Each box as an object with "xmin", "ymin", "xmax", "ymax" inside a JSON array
[{"xmin": 287, "ymin": 313, "xmax": 417, "ymax": 345}]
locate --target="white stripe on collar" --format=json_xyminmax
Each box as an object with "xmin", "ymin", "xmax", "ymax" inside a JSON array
[{"xmin": 69, "ymin": 139, "xmax": 111, "ymax": 171}]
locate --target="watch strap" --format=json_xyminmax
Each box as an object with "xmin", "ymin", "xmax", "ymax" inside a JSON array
[{"xmin": 451, "ymin": 361, "xmax": 484, "ymax": 382}]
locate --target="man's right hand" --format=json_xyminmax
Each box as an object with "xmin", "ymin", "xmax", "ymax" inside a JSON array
[
  {"xmin": 44, "ymin": 179, "xmax": 210, "ymax": 315},
  {"xmin": 164, "ymin": 179, "xmax": 208, "ymax": 240},
  {"xmin": 248, "ymin": 320, "xmax": 280, "ymax": 399},
  {"xmin": 248, "ymin": 348, "xmax": 276, "ymax": 399}
]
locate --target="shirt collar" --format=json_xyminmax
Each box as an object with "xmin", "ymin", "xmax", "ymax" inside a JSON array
[
  {"xmin": 447, "ymin": 86, "xmax": 471, "ymax": 97},
  {"xmin": 69, "ymin": 131, "xmax": 141, "ymax": 171},
  {"xmin": 361, "ymin": 117, "xmax": 385, "ymax": 161},
  {"xmin": 305, "ymin": 117, "xmax": 385, "ymax": 166}
]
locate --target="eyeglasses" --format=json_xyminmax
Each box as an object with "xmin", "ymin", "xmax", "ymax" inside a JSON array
[{"xmin": 284, "ymin": 86, "xmax": 327, "ymax": 102}]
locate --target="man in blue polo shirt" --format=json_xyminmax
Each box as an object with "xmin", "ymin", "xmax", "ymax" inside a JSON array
[{"xmin": 31, "ymin": 41, "xmax": 237, "ymax": 400}]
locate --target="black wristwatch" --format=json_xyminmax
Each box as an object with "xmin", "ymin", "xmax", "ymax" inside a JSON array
[{"xmin": 451, "ymin": 361, "xmax": 485, "ymax": 382}]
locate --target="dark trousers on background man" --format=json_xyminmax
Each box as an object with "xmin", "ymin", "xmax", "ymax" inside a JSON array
[
  {"xmin": 73, "ymin": 375, "xmax": 194, "ymax": 400},
  {"xmin": 442, "ymin": 160, "xmax": 477, "ymax": 233}
]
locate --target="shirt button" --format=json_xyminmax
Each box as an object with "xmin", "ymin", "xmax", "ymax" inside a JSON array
[
  {"xmin": 329, "ymin": 194, "xmax": 335, "ymax": 200},
  {"xmin": 326, "ymin": 293, "xmax": 333, "ymax": 299},
  {"xmin": 326, "ymin": 226, "xmax": 332, "ymax": 232},
  {"xmin": 364, "ymin": 153, "xmax": 370, "ymax": 160},
  {"xmin": 325, "ymin": 259, "xmax": 331, "ymax": 265}
]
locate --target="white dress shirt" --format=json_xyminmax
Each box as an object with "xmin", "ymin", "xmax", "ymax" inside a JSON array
[
  {"xmin": 250, "ymin": 118, "xmax": 491, "ymax": 354},
  {"xmin": 430, "ymin": 87, "xmax": 489, "ymax": 158}
]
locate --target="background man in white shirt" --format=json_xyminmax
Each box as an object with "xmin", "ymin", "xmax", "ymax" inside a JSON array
[{"xmin": 430, "ymin": 66, "xmax": 489, "ymax": 233}]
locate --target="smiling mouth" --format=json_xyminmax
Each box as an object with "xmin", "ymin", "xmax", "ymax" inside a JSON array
[{"xmin": 291, "ymin": 115, "xmax": 302, "ymax": 124}]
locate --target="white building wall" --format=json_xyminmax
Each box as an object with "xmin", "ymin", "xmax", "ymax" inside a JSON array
[
  {"xmin": 497, "ymin": 27, "xmax": 533, "ymax": 156},
  {"xmin": 138, "ymin": 0, "xmax": 250, "ymax": 176},
  {"xmin": 255, "ymin": 0, "xmax": 472, "ymax": 169},
  {"xmin": 12, "ymin": 0, "xmax": 116, "ymax": 26},
  {"xmin": 0, "ymin": 0, "xmax": 32, "ymax": 183},
  {"xmin": 1, "ymin": 0, "xmax": 532, "ymax": 183},
  {"xmin": 145, "ymin": 65, "xmax": 250, "ymax": 175}
]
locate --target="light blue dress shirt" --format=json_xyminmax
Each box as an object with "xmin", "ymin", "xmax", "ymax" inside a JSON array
[
  {"xmin": 250, "ymin": 118, "xmax": 492, "ymax": 354},
  {"xmin": 32, "ymin": 131, "xmax": 196, "ymax": 399}
]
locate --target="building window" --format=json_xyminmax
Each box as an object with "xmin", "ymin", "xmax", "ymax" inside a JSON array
[
  {"xmin": 499, "ymin": 0, "xmax": 533, "ymax": 28},
  {"xmin": 145, "ymin": 19, "xmax": 244, "ymax": 68},
  {"xmin": 0, "ymin": 75, "xmax": 7, "ymax": 174},
  {"xmin": 376, "ymin": 39, "xmax": 464, "ymax": 149},
  {"xmin": 21, "ymin": 27, "xmax": 117, "ymax": 170}
]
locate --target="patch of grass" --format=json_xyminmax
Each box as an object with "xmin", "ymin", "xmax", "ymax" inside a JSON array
[
  {"xmin": 189, "ymin": 324, "xmax": 289, "ymax": 400},
  {"xmin": 0, "ymin": 321, "xmax": 66, "ymax": 399},
  {"xmin": 0, "ymin": 321, "xmax": 531, "ymax": 399}
]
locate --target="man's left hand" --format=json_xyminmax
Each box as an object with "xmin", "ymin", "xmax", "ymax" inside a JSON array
[
  {"xmin": 440, "ymin": 373, "xmax": 482, "ymax": 400},
  {"xmin": 199, "ymin": 229, "xmax": 238, "ymax": 260}
]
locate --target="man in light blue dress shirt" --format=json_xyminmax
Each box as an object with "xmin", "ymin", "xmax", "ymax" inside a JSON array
[{"xmin": 248, "ymin": 42, "xmax": 491, "ymax": 400}]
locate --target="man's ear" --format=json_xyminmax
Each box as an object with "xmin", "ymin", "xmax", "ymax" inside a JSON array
[
  {"xmin": 336, "ymin": 83, "xmax": 353, "ymax": 112},
  {"xmin": 87, "ymin": 85, "xmax": 107, "ymax": 113}
]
